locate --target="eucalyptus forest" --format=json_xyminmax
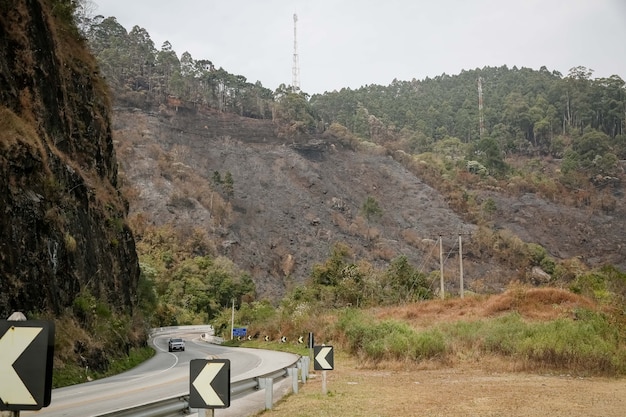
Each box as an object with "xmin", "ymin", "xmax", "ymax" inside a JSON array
[{"xmin": 83, "ymin": 15, "xmax": 625, "ymax": 186}]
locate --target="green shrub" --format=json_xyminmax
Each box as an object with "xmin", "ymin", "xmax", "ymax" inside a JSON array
[
  {"xmin": 539, "ymin": 256, "xmax": 556, "ymax": 275},
  {"xmin": 517, "ymin": 312, "xmax": 619, "ymax": 373},
  {"xmin": 73, "ymin": 291, "xmax": 96, "ymax": 323},
  {"xmin": 481, "ymin": 313, "xmax": 530, "ymax": 355},
  {"xmin": 570, "ymin": 273, "xmax": 612, "ymax": 302},
  {"xmin": 439, "ymin": 311, "xmax": 625, "ymax": 375},
  {"xmin": 409, "ymin": 330, "xmax": 446, "ymax": 360},
  {"xmin": 338, "ymin": 309, "xmax": 446, "ymax": 362}
]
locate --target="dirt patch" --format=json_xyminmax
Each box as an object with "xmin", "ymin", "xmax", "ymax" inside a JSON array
[{"xmin": 264, "ymin": 355, "xmax": 626, "ymax": 417}]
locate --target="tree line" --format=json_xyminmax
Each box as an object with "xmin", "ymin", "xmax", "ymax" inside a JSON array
[
  {"xmin": 310, "ymin": 66, "xmax": 625, "ymax": 159},
  {"xmin": 77, "ymin": 7, "xmax": 625, "ymax": 165},
  {"xmin": 82, "ymin": 15, "xmax": 275, "ymax": 117}
]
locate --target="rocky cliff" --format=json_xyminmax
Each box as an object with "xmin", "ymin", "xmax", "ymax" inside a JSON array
[{"xmin": 0, "ymin": 0, "xmax": 139, "ymax": 317}]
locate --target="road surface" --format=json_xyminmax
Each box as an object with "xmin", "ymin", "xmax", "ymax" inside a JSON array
[{"xmin": 24, "ymin": 326, "xmax": 299, "ymax": 417}]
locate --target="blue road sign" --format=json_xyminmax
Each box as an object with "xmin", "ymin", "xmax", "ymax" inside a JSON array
[{"xmin": 232, "ymin": 327, "xmax": 247, "ymax": 337}]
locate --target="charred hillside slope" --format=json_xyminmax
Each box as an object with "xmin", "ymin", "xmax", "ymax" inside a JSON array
[
  {"xmin": 113, "ymin": 105, "xmax": 498, "ymax": 299},
  {"xmin": 0, "ymin": 1, "xmax": 139, "ymax": 316},
  {"xmin": 113, "ymin": 101, "xmax": 626, "ymax": 300}
]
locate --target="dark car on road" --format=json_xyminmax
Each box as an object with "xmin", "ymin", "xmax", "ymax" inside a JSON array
[{"xmin": 168, "ymin": 338, "xmax": 185, "ymax": 352}]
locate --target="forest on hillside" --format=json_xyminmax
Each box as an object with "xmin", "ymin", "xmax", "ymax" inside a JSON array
[{"xmin": 80, "ymin": 12, "xmax": 625, "ymax": 185}]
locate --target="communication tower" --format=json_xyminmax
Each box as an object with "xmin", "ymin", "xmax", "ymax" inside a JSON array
[
  {"xmin": 477, "ymin": 76, "xmax": 485, "ymax": 138},
  {"xmin": 292, "ymin": 13, "xmax": 300, "ymax": 92}
]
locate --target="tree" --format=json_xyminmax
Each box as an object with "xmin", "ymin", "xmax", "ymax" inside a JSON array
[
  {"xmin": 222, "ymin": 172, "xmax": 234, "ymax": 199},
  {"xmin": 212, "ymin": 171, "xmax": 222, "ymax": 186},
  {"xmin": 471, "ymin": 136, "xmax": 508, "ymax": 177},
  {"xmin": 128, "ymin": 26, "xmax": 156, "ymax": 91},
  {"xmin": 361, "ymin": 196, "xmax": 382, "ymax": 223},
  {"xmin": 361, "ymin": 196, "xmax": 382, "ymax": 242},
  {"xmin": 384, "ymin": 255, "xmax": 432, "ymax": 303},
  {"xmin": 273, "ymin": 90, "xmax": 316, "ymax": 135},
  {"xmin": 154, "ymin": 41, "xmax": 180, "ymax": 94},
  {"xmin": 86, "ymin": 17, "xmax": 129, "ymax": 88},
  {"xmin": 72, "ymin": 0, "xmax": 97, "ymax": 35},
  {"xmin": 308, "ymin": 243, "xmax": 368, "ymax": 306},
  {"xmin": 560, "ymin": 129, "xmax": 620, "ymax": 189}
]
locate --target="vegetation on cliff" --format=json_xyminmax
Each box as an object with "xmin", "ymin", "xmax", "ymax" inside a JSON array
[{"xmin": 0, "ymin": 0, "xmax": 147, "ymax": 385}]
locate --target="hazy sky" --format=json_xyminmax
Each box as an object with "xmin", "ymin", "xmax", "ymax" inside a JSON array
[{"xmin": 93, "ymin": 0, "xmax": 626, "ymax": 95}]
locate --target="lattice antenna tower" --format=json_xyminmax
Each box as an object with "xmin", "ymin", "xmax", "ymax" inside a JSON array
[
  {"xmin": 477, "ymin": 76, "xmax": 485, "ymax": 138},
  {"xmin": 292, "ymin": 13, "xmax": 300, "ymax": 92}
]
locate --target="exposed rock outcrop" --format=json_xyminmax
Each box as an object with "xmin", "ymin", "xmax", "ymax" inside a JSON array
[{"xmin": 0, "ymin": 1, "xmax": 139, "ymax": 316}]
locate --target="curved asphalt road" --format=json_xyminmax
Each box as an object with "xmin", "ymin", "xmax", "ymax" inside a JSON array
[{"xmin": 23, "ymin": 326, "xmax": 299, "ymax": 417}]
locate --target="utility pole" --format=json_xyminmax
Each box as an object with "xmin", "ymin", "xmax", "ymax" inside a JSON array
[
  {"xmin": 477, "ymin": 76, "xmax": 485, "ymax": 139},
  {"xmin": 459, "ymin": 234, "xmax": 464, "ymax": 298},
  {"xmin": 292, "ymin": 13, "xmax": 300, "ymax": 92},
  {"xmin": 230, "ymin": 298, "xmax": 235, "ymax": 340},
  {"xmin": 439, "ymin": 235, "xmax": 444, "ymax": 299}
]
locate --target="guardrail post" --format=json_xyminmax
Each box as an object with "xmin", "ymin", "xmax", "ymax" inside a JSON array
[
  {"xmin": 260, "ymin": 377, "xmax": 273, "ymax": 410},
  {"xmin": 296, "ymin": 359, "xmax": 303, "ymax": 386},
  {"xmin": 301, "ymin": 356, "xmax": 309, "ymax": 383},
  {"xmin": 287, "ymin": 367, "xmax": 298, "ymax": 394}
]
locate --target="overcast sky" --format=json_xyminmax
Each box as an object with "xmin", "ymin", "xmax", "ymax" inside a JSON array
[{"xmin": 93, "ymin": 0, "xmax": 626, "ymax": 95}]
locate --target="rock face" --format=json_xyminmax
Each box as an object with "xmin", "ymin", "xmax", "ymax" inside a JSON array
[{"xmin": 0, "ymin": 1, "xmax": 139, "ymax": 316}]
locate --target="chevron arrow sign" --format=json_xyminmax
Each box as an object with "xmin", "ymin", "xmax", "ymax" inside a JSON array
[
  {"xmin": 190, "ymin": 359, "xmax": 230, "ymax": 409},
  {"xmin": 313, "ymin": 345, "xmax": 334, "ymax": 370},
  {"xmin": 0, "ymin": 320, "xmax": 54, "ymax": 411}
]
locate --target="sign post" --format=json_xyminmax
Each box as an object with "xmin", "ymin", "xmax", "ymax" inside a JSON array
[
  {"xmin": 313, "ymin": 345, "xmax": 334, "ymax": 395},
  {"xmin": 0, "ymin": 317, "xmax": 55, "ymax": 414}
]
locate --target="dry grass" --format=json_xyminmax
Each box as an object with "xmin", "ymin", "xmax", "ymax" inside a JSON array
[
  {"xmin": 258, "ymin": 353, "xmax": 626, "ymax": 417},
  {"xmin": 253, "ymin": 288, "xmax": 624, "ymax": 415},
  {"xmin": 0, "ymin": 106, "xmax": 47, "ymax": 162},
  {"xmin": 372, "ymin": 287, "xmax": 596, "ymax": 329}
]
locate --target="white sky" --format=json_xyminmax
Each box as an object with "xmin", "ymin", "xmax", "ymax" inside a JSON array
[{"xmin": 93, "ymin": 0, "xmax": 626, "ymax": 95}]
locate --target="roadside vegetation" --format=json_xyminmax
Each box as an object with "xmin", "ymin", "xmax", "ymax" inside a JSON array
[
  {"xmin": 38, "ymin": 300, "xmax": 155, "ymax": 388},
  {"xmin": 41, "ymin": 2, "xmax": 626, "ymax": 388},
  {"xmin": 216, "ymin": 264, "xmax": 626, "ymax": 377},
  {"xmin": 120, "ymin": 213, "xmax": 626, "ymax": 379}
]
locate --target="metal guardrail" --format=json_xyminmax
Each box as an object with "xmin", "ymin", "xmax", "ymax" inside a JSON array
[
  {"xmin": 96, "ymin": 356, "xmax": 308, "ymax": 417},
  {"xmin": 97, "ymin": 396, "xmax": 190, "ymax": 417}
]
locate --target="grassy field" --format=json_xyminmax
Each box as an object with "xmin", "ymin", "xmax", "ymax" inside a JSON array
[
  {"xmin": 255, "ymin": 354, "xmax": 626, "ymax": 417},
  {"xmin": 247, "ymin": 287, "xmax": 626, "ymax": 416}
]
